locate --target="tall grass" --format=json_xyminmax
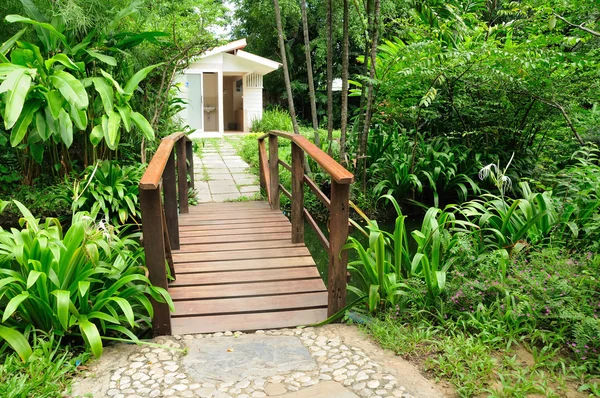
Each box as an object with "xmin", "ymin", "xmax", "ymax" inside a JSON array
[{"xmin": 251, "ymin": 107, "xmax": 293, "ymax": 133}]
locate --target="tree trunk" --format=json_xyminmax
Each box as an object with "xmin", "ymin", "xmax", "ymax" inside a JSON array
[
  {"xmin": 301, "ymin": 0, "xmax": 320, "ymax": 148},
  {"xmin": 273, "ymin": 0, "xmax": 300, "ymax": 136},
  {"xmin": 356, "ymin": 0, "xmax": 373, "ymax": 171},
  {"xmin": 326, "ymin": 0, "xmax": 334, "ymax": 155},
  {"xmin": 359, "ymin": 0, "xmax": 380, "ymax": 190},
  {"xmin": 340, "ymin": 0, "xmax": 349, "ymax": 165}
]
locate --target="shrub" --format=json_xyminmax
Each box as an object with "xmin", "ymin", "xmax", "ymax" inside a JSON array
[
  {"xmin": 0, "ymin": 201, "xmax": 173, "ymax": 359},
  {"xmin": 58, "ymin": 160, "xmax": 146, "ymax": 225},
  {"xmin": 251, "ymin": 107, "xmax": 293, "ymax": 133}
]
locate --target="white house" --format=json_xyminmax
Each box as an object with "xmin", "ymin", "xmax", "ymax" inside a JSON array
[{"xmin": 176, "ymin": 39, "xmax": 280, "ymax": 137}]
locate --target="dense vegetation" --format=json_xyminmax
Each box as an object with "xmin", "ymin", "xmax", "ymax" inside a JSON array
[
  {"xmin": 0, "ymin": 0, "xmax": 599, "ymax": 396},
  {"xmin": 235, "ymin": 0, "xmax": 600, "ymax": 396}
]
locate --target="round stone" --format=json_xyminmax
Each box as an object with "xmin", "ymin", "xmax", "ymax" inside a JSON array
[
  {"xmin": 264, "ymin": 383, "xmax": 287, "ymax": 396},
  {"xmin": 173, "ymin": 384, "xmax": 188, "ymax": 391},
  {"xmin": 356, "ymin": 372, "xmax": 369, "ymax": 381},
  {"xmin": 236, "ymin": 380, "xmax": 250, "ymax": 389},
  {"xmin": 367, "ymin": 380, "xmax": 380, "ymax": 389}
]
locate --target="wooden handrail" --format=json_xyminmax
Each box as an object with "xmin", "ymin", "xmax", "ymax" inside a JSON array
[
  {"xmin": 257, "ymin": 130, "xmax": 353, "ymax": 317},
  {"xmin": 268, "ymin": 130, "xmax": 353, "ymax": 184},
  {"xmin": 139, "ymin": 132, "xmax": 193, "ymax": 336}
]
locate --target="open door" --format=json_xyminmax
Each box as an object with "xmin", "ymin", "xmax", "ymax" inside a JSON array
[{"xmin": 186, "ymin": 73, "xmax": 203, "ymax": 132}]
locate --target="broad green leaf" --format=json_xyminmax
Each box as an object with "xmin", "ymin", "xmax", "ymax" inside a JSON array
[
  {"xmin": 89, "ymin": 124, "xmax": 103, "ymax": 146},
  {"xmin": 58, "ymin": 108, "xmax": 73, "ymax": 148},
  {"xmin": 0, "ymin": 63, "xmax": 27, "ymax": 77},
  {"xmin": 104, "ymin": 111, "xmax": 121, "ymax": 150},
  {"xmin": 52, "ymin": 290, "xmax": 71, "ymax": 330},
  {"xmin": 91, "ymin": 77, "xmax": 114, "ymax": 114},
  {"xmin": 44, "ymin": 90, "xmax": 63, "ymax": 119},
  {"xmin": 30, "ymin": 143, "xmax": 43, "ymax": 164},
  {"xmin": 26, "ymin": 270, "xmax": 42, "ymax": 289},
  {"xmin": 0, "ymin": 28, "xmax": 26, "ymax": 55},
  {"xmin": 78, "ymin": 318, "xmax": 102, "ymax": 357},
  {"xmin": 130, "ymin": 111, "xmax": 154, "ymax": 140},
  {"xmin": 45, "ymin": 53, "xmax": 80, "ymax": 71},
  {"xmin": 1, "ymin": 68, "xmax": 33, "ymax": 129},
  {"xmin": 100, "ymin": 69, "xmax": 124, "ymax": 95},
  {"xmin": 69, "ymin": 104, "xmax": 87, "ymax": 130},
  {"xmin": 3, "ymin": 292, "xmax": 29, "ymax": 322},
  {"xmin": 5, "ymin": 14, "xmax": 68, "ymax": 47},
  {"xmin": 117, "ymin": 106, "xmax": 131, "ymax": 131},
  {"xmin": 86, "ymin": 50, "xmax": 116, "ymax": 66},
  {"xmin": 0, "ymin": 325, "xmax": 32, "ymax": 362},
  {"xmin": 44, "ymin": 106, "xmax": 58, "ymax": 137},
  {"xmin": 10, "ymin": 100, "xmax": 40, "ymax": 147},
  {"xmin": 50, "ymin": 70, "xmax": 88, "ymax": 109},
  {"xmin": 111, "ymin": 297, "xmax": 135, "ymax": 328},
  {"xmin": 124, "ymin": 63, "xmax": 163, "ymax": 95},
  {"xmin": 35, "ymin": 110, "xmax": 48, "ymax": 140}
]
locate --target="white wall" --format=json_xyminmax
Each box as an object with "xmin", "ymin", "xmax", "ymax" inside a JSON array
[
  {"xmin": 203, "ymin": 73, "xmax": 218, "ymax": 131},
  {"xmin": 243, "ymin": 73, "xmax": 264, "ymax": 132}
]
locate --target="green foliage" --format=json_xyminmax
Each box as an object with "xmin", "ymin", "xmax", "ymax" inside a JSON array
[
  {"xmin": 0, "ymin": 201, "xmax": 173, "ymax": 358},
  {"xmin": 58, "ymin": 161, "xmax": 146, "ymax": 225},
  {"xmin": 251, "ymin": 107, "xmax": 294, "ymax": 133},
  {"xmin": 0, "ymin": 332, "xmax": 87, "ymax": 398}
]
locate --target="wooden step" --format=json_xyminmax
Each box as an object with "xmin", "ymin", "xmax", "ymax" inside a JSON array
[
  {"xmin": 179, "ymin": 226, "xmax": 291, "ymax": 238},
  {"xmin": 179, "ymin": 210, "xmax": 283, "ymax": 221},
  {"xmin": 170, "ymin": 308, "xmax": 328, "ymax": 334},
  {"xmin": 178, "ymin": 215, "xmax": 288, "ymax": 226},
  {"xmin": 170, "ymin": 267, "xmax": 322, "ymax": 287},
  {"xmin": 177, "ymin": 240, "xmax": 304, "ymax": 253},
  {"xmin": 175, "ymin": 257, "xmax": 316, "ymax": 274},
  {"xmin": 179, "ymin": 221, "xmax": 291, "ymax": 232},
  {"xmin": 180, "ymin": 232, "xmax": 291, "ymax": 244},
  {"xmin": 169, "ymin": 279, "xmax": 327, "ymax": 301},
  {"xmin": 172, "ymin": 247, "xmax": 312, "ymax": 263},
  {"xmin": 172, "ymin": 292, "xmax": 328, "ymax": 317}
]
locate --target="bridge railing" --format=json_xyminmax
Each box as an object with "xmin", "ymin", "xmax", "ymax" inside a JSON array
[
  {"xmin": 257, "ymin": 130, "xmax": 354, "ymax": 316},
  {"xmin": 139, "ymin": 132, "xmax": 194, "ymax": 336}
]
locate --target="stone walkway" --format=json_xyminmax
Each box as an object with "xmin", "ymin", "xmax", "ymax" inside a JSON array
[
  {"xmin": 193, "ymin": 140, "xmax": 260, "ymax": 202},
  {"xmin": 71, "ymin": 326, "xmax": 445, "ymax": 398}
]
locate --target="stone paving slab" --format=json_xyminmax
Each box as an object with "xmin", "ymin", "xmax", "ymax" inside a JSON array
[{"xmin": 71, "ymin": 326, "xmax": 443, "ymax": 398}]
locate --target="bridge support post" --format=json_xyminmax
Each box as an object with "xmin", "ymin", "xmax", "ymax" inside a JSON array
[
  {"xmin": 177, "ymin": 139, "xmax": 189, "ymax": 214},
  {"xmin": 291, "ymin": 142, "xmax": 304, "ymax": 243},
  {"xmin": 328, "ymin": 181, "xmax": 350, "ymax": 316},
  {"xmin": 186, "ymin": 140, "xmax": 194, "ymax": 190},
  {"xmin": 269, "ymin": 134, "xmax": 280, "ymax": 210},
  {"xmin": 139, "ymin": 188, "xmax": 172, "ymax": 336},
  {"xmin": 163, "ymin": 151, "xmax": 180, "ymax": 250}
]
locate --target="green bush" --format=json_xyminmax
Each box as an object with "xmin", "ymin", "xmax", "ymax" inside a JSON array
[
  {"xmin": 0, "ymin": 201, "xmax": 173, "ymax": 359},
  {"xmin": 250, "ymin": 107, "xmax": 293, "ymax": 133},
  {"xmin": 57, "ymin": 160, "xmax": 146, "ymax": 225}
]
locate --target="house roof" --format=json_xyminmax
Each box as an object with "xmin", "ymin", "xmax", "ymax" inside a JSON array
[{"xmin": 189, "ymin": 38, "xmax": 281, "ymax": 75}]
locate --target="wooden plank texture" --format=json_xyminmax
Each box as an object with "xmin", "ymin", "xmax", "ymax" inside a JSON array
[
  {"xmin": 170, "ymin": 267, "xmax": 321, "ymax": 287},
  {"xmin": 173, "ymin": 293, "xmax": 327, "ymax": 317},
  {"xmin": 171, "ymin": 308, "xmax": 328, "ymax": 334},
  {"xmin": 166, "ymin": 200, "xmax": 328, "ymax": 335},
  {"xmin": 169, "ymin": 279, "xmax": 327, "ymax": 301}
]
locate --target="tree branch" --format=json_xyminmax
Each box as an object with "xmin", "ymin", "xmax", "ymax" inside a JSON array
[{"xmin": 555, "ymin": 14, "xmax": 600, "ymax": 38}]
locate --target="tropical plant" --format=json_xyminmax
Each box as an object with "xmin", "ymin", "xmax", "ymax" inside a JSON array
[
  {"xmin": 250, "ymin": 107, "xmax": 293, "ymax": 133},
  {"xmin": 58, "ymin": 161, "xmax": 146, "ymax": 225},
  {"xmin": 0, "ymin": 201, "xmax": 173, "ymax": 360},
  {"xmin": 344, "ymin": 195, "xmax": 474, "ymax": 312}
]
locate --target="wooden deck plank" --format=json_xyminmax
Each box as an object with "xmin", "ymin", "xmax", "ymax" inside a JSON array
[
  {"xmin": 172, "ymin": 292, "xmax": 328, "ymax": 317},
  {"xmin": 169, "ymin": 279, "xmax": 326, "ymax": 301},
  {"xmin": 179, "ymin": 210, "xmax": 284, "ymax": 221},
  {"xmin": 178, "ymin": 215, "xmax": 288, "ymax": 226},
  {"xmin": 169, "ymin": 267, "xmax": 322, "ymax": 287},
  {"xmin": 167, "ymin": 200, "xmax": 327, "ymax": 335},
  {"xmin": 177, "ymin": 240, "xmax": 304, "ymax": 253},
  {"xmin": 180, "ymin": 231, "xmax": 291, "ymax": 243},
  {"xmin": 170, "ymin": 308, "xmax": 328, "ymax": 334},
  {"xmin": 172, "ymin": 247, "xmax": 312, "ymax": 263},
  {"xmin": 174, "ymin": 257, "xmax": 316, "ymax": 274},
  {"xmin": 179, "ymin": 222, "xmax": 291, "ymax": 232}
]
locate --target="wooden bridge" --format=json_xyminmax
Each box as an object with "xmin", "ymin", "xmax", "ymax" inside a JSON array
[{"xmin": 139, "ymin": 131, "xmax": 353, "ymax": 335}]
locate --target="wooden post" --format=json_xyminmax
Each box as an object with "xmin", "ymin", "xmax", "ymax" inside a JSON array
[
  {"xmin": 327, "ymin": 180, "xmax": 350, "ymax": 316},
  {"xmin": 269, "ymin": 134, "xmax": 280, "ymax": 210},
  {"xmin": 139, "ymin": 188, "xmax": 171, "ymax": 336},
  {"xmin": 186, "ymin": 139, "xmax": 194, "ymax": 190},
  {"xmin": 163, "ymin": 150, "xmax": 180, "ymax": 250},
  {"xmin": 258, "ymin": 139, "xmax": 266, "ymax": 193},
  {"xmin": 291, "ymin": 142, "xmax": 304, "ymax": 243},
  {"xmin": 177, "ymin": 139, "xmax": 189, "ymax": 214}
]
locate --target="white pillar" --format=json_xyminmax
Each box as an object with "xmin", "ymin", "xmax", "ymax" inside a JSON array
[{"xmin": 217, "ymin": 70, "xmax": 224, "ymax": 134}]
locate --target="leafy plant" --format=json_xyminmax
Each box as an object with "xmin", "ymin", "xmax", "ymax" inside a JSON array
[
  {"xmin": 0, "ymin": 201, "xmax": 173, "ymax": 359},
  {"xmin": 58, "ymin": 160, "xmax": 146, "ymax": 225},
  {"xmin": 251, "ymin": 107, "xmax": 293, "ymax": 133}
]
